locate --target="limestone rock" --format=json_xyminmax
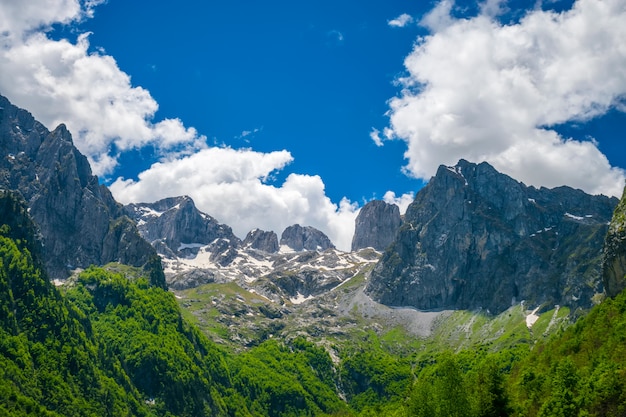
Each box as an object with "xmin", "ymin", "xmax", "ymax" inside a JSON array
[
  {"xmin": 365, "ymin": 159, "xmax": 618, "ymax": 314},
  {"xmin": 125, "ymin": 196, "xmax": 241, "ymax": 267},
  {"xmin": 351, "ymin": 200, "xmax": 402, "ymax": 251},
  {"xmin": 280, "ymin": 224, "xmax": 335, "ymax": 252},
  {"xmin": 0, "ymin": 94, "xmax": 157, "ymax": 279},
  {"xmin": 243, "ymin": 229, "xmax": 279, "ymax": 253},
  {"xmin": 603, "ymin": 186, "xmax": 626, "ymax": 297}
]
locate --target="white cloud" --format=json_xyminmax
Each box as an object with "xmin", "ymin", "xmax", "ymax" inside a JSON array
[
  {"xmin": 237, "ymin": 127, "xmax": 262, "ymax": 142},
  {"xmin": 384, "ymin": 0, "xmax": 626, "ymax": 197},
  {"xmin": 388, "ymin": 13, "xmax": 414, "ymax": 28},
  {"xmin": 420, "ymin": 0, "xmax": 455, "ymax": 32},
  {"xmin": 0, "ymin": 0, "xmax": 80, "ymax": 40},
  {"xmin": 0, "ymin": 3, "xmax": 205, "ymax": 175},
  {"xmin": 110, "ymin": 147, "xmax": 359, "ymax": 251},
  {"xmin": 382, "ymin": 191, "xmax": 415, "ymax": 214},
  {"xmin": 370, "ymin": 128, "xmax": 384, "ymax": 147},
  {"xmin": 479, "ymin": 0, "xmax": 507, "ymax": 18}
]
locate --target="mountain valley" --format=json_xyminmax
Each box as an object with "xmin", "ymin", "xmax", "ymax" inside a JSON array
[{"xmin": 2, "ymin": 92, "xmax": 626, "ymax": 416}]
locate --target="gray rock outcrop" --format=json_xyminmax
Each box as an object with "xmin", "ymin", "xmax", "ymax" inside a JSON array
[
  {"xmin": 602, "ymin": 185, "xmax": 626, "ymax": 297},
  {"xmin": 280, "ymin": 224, "xmax": 335, "ymax": 252},
  {"xmin": 351, "ymin": 200, "xmax": 402, "ymax": 251},
  {"xmin": 365, "ymin": 159, "xmax": 618, "ymax": 314},
  {"xmin": 0, "ymin": 94, "xmax": 160, "ymax": 281},
  {"xmin": 243, "ymin": 229, "xmax": 279, "ymax": 253},
  {"xmin": 125, "ymin": 196, "xmax": 241, "ymax": 266}
]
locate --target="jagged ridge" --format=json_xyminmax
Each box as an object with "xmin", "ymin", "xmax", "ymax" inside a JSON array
[
  {"xmin": 0, "ymin": 94, "xmax": 160, "ymax": 280},
  {"xmin": 365, "ymin": 159, "xmax": 618, "ymax": 314},
  {"xmin": 351, "ymin": 199, "xmax": 402, "ymax": 251}
]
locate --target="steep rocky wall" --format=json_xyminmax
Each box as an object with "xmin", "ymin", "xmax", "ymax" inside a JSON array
[
  {"xmin": 366, "ymin": 159, "xmax": 618, "ymax": 314},
  {"xmin": 603, "ymin": 186, "xmax": 626, "ymax": 297},
  {"xmin": 280, "ymin": 224, "xmax": 335, "ymax": 251},
  {"xmin": 0, "ymin": 94, "xmax": 158, "ymax": 279},
  {"xmin": 351, "ymin": 200, "xmax": 402, "ymax": 252}
]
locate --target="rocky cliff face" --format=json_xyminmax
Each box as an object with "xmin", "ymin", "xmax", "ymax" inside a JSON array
[
  {"xmin": 125, "ymin": 196, "xmax": 241, "ymax": 266},
  {"xmin": 243, "ymin": 229, "xmax": 279, "ymax": 253},
  {"xmin": 0, "ymin": 94, "xmax": 159, "ymax": 280},
  {"xmin": 365, "ymin": 159, "xmax": 618, "ymax": 314},
  {"xmin": 603, "ymin": 186, "xmax": 626, "ymax": 297},
  {"xmin": 124, "ymin": 194, "xmax": 377, "ymax": 302},
  {"xmin": 280, "ymin": 224, "xmax": 335, "ymax": 251},
  {"xmin": 351, "ymin": 200, "xmax": 402, "ymax": 251}
]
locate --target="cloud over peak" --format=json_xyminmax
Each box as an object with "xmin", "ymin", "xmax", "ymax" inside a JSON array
[
  {"xmin": 383, "ymin": 0, "xmax": 626, "ymax": 197},
  {"xmin": 2, "ymin": 0, "xmax": 219, "ymax": 178},
  {"xmin": 0, "ymin": 0, "xmax": 364, "ymax": 250},
  {"xmin": 110, "ymin": 147, "xmax": 359, "ymax": 251}
]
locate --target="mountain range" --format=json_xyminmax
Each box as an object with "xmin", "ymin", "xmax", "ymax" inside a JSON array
[
  {"xmin": 366, "ymin": 159, "xmax": 617, "ymax": 314},
  {"xmin": 3, "ymin": 93, "xmax": 626, "ymax": 416},
  {"xmin": 0, "ymin": 93, "xmax": 621, "ymax": 315}
]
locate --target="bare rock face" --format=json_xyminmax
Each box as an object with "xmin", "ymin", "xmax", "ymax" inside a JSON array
[
  {"xmin": 603, "ymin": 186, "xmax": 626, "ymax": 298},
  {"xmin": 123, "ymin": 195, "xmax": 373, "ymax": 296},
  {"xmin": 0, "ymin": 94, "xmax": 160, "ymax": 281},
  {"xmin": 243, "ymin": 229, "xmax": 279, "ymax": 253},
  {"xmin": 365, "ymin": 159, "xmax": 618, "ymax": 314},
  {"xmin": 351, "ymin": 200, "xmax": 402, "ymax": 251},
  {"xmin": 125, "ymin": 196, "xmax": 241, "ymax": 267},
  {"xmin": 280, "ymin": 224, "xmax": 335, "ymax": 252}
]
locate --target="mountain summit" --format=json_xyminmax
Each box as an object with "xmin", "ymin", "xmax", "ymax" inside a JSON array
[
  {"xmin": 280, "ymin": 224, "xmax": 335, "ymax": 252},
  {"xmin": 0, "ymin": 94, "xmax": 159, "ymax": 280},
  {"xmin": 365, "ymin": 159, "xmax": 618, "ymax": 314},
  {"xmin": 351, "ymin": 200, "xmax": 402, "ymax": 252},
  {"xmin": 125, "ymin": 196, "xmax": 241, "ymax": 266}
]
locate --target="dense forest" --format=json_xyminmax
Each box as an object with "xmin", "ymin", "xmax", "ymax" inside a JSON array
[{"xmin": 2, "ymin": 189, "xmax": 626, "ymax": 416}]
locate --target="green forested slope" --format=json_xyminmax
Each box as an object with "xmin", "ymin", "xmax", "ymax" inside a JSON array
[
  {"xmin": 398, "ymin": 289, "xmax": 626, "ymax": 417},
  {"xmin": 0, "ymin": 192, "xmax": 349, "ymax": 416},
  {"xmin": 508, "ymin": 290, "xmax": 626, "ymax": 416},
  {"xmin": 0, "ymin": 193, "xmax": 152, "ymax": 416}
]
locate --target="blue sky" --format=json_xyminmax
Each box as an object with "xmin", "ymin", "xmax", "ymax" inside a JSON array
[
  {"xmin": 81, "ymin": 0, "xmax": 428, "ymax": 203},
  {"xmin": 1, "ymin": 0, "xmax": 625, "ymax": 250}
]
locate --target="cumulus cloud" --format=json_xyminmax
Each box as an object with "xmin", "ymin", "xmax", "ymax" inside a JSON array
[
  {"xmin": 0, "ymin": 1, "xmax": 205, "ymax": 175},
  {"xmin": 0, "ymin": 0, "xmax": 85, "ymax": 41},
  {"xmin": 479, "ymin": 0, "xmax": 507, "ymax": 18},
  {"xmin": 110, "ymin": 148, "xmax": 359, "ymax": 251},
  {"xmin": 420, "ymin": 0, "xmax": 455, "ymax": 32},
  {"xmin": 388, "ymin": 13, "xmax": 414, "ymax": 28},
  {"xmin": 383, "ymin": 0, "xmax": 626, "ymax": 197}
]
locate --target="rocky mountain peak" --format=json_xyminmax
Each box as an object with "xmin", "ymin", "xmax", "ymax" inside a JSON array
[
  {"xmin": 366, "ymin": 159, "xmax": 619, "ymax": 314},
  {"xmin": 280, "ymin": 224, "xmax": 335, "ymax": 252},
  {"xmin": 121, "ymin": 195, "xmax": 374, "ymax": 300},
  {"xmin": 243, "ymin": 229, "xmax": 279, "ymax": 253},
  {"xmin": 351, "ymin": 200, "xmax": 402, "ymax": 251},
  {"xmin": 125, "ymin": 196, "xmax": 241, "ymax": 266},
  {"xmin": 0, "ymin": 94, "xmax": 159, "ymax": 280},
  {"xmin": 51, "ymin": 123, "xmax": 71, "ymax": 141}
]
